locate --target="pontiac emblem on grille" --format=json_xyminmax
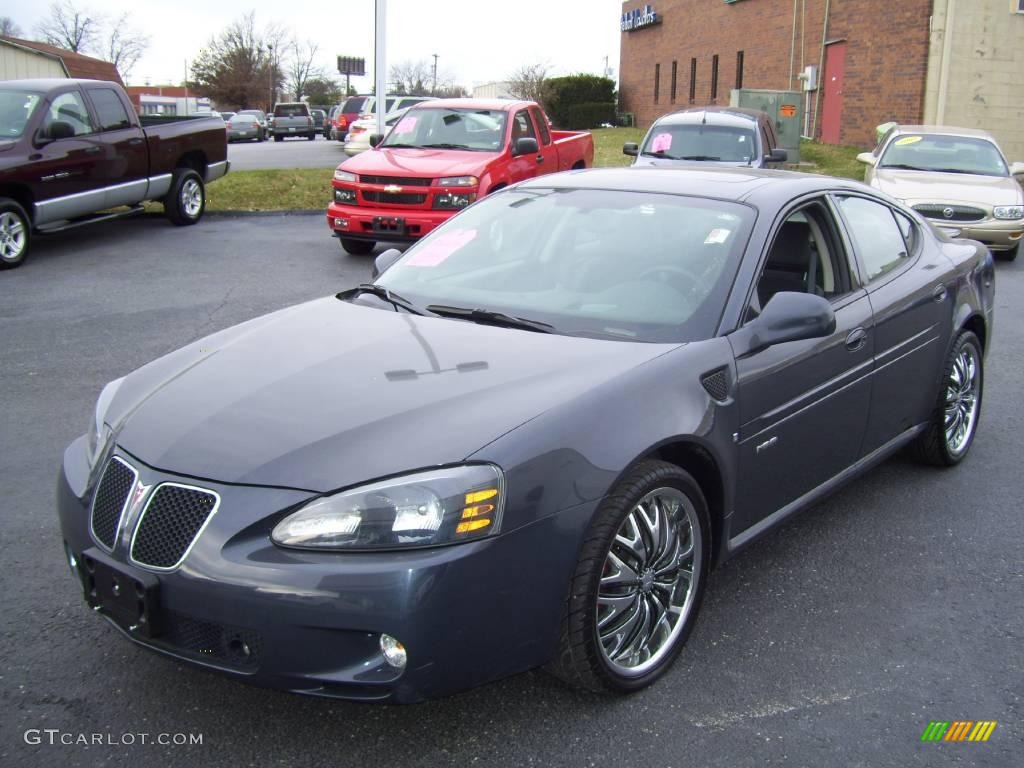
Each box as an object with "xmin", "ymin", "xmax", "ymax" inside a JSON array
[
  {"xmin": 129, "ymin": 482, "xmax": 151, "ymax": 512},
  {"xmin": 943, "ymin": 207, "xmax": 955, "ymax": 219},
  {"xmin": 383, "ymin": 184, "xmax": 403, "ymax": 194}
]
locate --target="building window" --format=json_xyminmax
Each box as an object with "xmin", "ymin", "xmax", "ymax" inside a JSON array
[
  {"xmin": 1018, "ymin": 0, "xmax": 1024, "ymax": 12},
  {"xmin": 711, "ymin": 54, "xmax": 719, "ymax": 102},
  {"xmin": 689, "ymin": 58, "xmax": 697, "ymax": 103},
  {"xmin": 736, "ymin": 51, "xmax": 744, "ymax": 89},
  {"xmin": 670, "ymin": 60, "xmax": 678, "ymax": 103},
  {"xmin": 654, "ymin": 63, "xmax": 661, "ymax": 104}
]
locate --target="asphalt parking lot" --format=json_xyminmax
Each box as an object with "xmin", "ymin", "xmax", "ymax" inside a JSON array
[
  {"xmin": 1, "ymin": 213, "xmax": 1021, "ymax": 767},
  {"xmin": 227, "ymin": 134, "xmax": 349, "ymax": 171}
]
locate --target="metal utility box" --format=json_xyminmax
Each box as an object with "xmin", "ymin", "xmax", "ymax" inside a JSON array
[{"xmin": 730, "ymin": 88, "xmax": 803, "ymax": 164}]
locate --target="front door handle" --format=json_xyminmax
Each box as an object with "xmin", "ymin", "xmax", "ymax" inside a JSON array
[
  {"xmin": 536, "ymin": 154, "xmax": 545, "ymax": 164},
  {"xmin": 845, "ymin": 327, "xmax": 867, "ymax": 352},
  {"xmin": 84, "ymin": 146, "xmax": 101, "ymax": 155},
  {"xmin": 933, "ymin": 284, "xmax": 947, "ymax": 303}
]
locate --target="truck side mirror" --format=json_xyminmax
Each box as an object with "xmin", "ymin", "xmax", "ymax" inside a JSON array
[
  {"xmin": 766, "ymin": 148, "xmax": 788, "ymax": 163},
  {"xmin": 512, "ymin": 137, "xmax": 538, "ymax": 156},
  {"xmin": 623, "ymin": 142, "xmax": 639, "ymax": 156},
  {"xmin": 369, "ymin": 134, "xmax": 384, "ymax": 148},
  {"xmin": 36, "ymin": 120, "xmax": 75, "ymax": 145}
]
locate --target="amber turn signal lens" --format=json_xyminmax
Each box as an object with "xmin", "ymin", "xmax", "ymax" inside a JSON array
[
  {"xmin": 465, "ymin": 488, "xmax": 498, "ymax": 504},
  {"xmin": 456, "ymin": 518, "xmax": 492, "ymax": 534}
]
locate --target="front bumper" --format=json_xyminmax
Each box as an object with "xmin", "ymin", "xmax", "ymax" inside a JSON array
[
  {"xmin": 326, "ymin": 202, "xmax": 455, "ymax": 242},
  {"xmin": 57, "ymin": 438, "xmax": 591, "ymax": 702},
  {"xmin": 927, "ymin": 218, "xmax": 1023, "ymax": 251}
]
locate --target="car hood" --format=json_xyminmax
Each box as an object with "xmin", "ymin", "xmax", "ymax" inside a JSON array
[
  {"xmin": 339, "ymin": 147, "xmax": 498, "ymax": 179},
  {"xmin": 873, "ymin": 168, "xmax": 1024, "ymax": 207},
  {"xmin": 108, "ymin": 298, "xmax": 676, "ymax": 493}
]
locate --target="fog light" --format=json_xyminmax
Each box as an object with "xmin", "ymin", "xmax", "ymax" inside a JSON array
[
  {"xmin": 65, "ymin": 542, "xmax": 77, "ymax": 574},
  {"xmin": 334, "ymin": 218, "xmax": 348, "ymax": 228},
  {"xmin": 380, "ymin": 633, "xmax": 407, "ymax": 669}
]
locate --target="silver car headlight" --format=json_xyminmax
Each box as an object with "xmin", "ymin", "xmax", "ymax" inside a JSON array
[
  {"xmin": 86, "ymin": 377, "xmax": 124, "ymax": 467},
  {"xmin": 993, "ymin": 205, "xmax": 1024, "ymax": 220},
  {"xmin": 272, "ymin": 464, "xmax": 505, "ymax": 551}
]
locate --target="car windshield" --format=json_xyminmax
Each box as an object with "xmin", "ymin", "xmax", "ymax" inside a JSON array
[
  {"xmin": 380, "ymin": 108, "xmax": 507, "ymax": 151},
  {"xmin": 641, "ymin": 124, "xmax": 757, "ymax": 162},
  {"xmin": 0, "ymin": 90, "xmax": 42, "ymax": 139},
  {"xmin": 879, "ymin": 134, "xmax": 1009, "ymax": 176},
  {"xmin": 374, "ymin": 188, "xmax": 753, "ymax": 342}
]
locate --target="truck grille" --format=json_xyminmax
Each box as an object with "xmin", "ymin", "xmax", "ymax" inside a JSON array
[
  {"xmin": 912, "ymin": 204, "xmax": 986, "ymax": 222},
  {"xmin": 359, "ymin": 175, "xmax": 432, "ymax": 187},
  {"xmin": 130, "ymin": 484, "xmax": 219, "ymax": 570},
  {"xmin": 90, "ymin": 457, "xmax": 137, "ymax": 550},
  {"xmin": 362, "ymin": 191, "xmax": 427, "ymax": 205}
]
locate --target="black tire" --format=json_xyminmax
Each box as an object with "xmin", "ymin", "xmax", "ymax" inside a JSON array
[
  {"xmin": 0, "ymin": 197, "xmax": 31, "ymax": 270},
  {"xmin": 996, "ymin": 244, "xmax": 1018, "ymax": 262},
  {"xmin": 547, "ymin": 460, "xmax": 711, "ymax": 694},
  {"xmin": 339, "ymin": 238, "xmax": 375, "ymax": 256},
  {"xmin": 307, "ymin": 133, "xmax": 315, "ymax": 141},
  {"xmin": 912, "ymin": 330, "xmax": 983, "ymax": 466},
  {"xmin": 164, "ymin": 169, "xmax": 205, "ymax": 226},
  {"xmin": 274, "ymin": 135, "xmax": 283, "ymax": 142}
]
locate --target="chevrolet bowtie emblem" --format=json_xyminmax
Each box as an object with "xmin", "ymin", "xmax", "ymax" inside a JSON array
[{"xmin": 383, "ymin": 185, "xmax": 403, "ymax": 193}]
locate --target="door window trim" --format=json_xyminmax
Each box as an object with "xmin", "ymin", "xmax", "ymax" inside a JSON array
[{"xmin": 829, "ymin": 192, "xmax": 921, "ymax": 291}]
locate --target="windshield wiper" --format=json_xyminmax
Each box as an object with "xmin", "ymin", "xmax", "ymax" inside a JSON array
[
  {"xmin": 337, "ymin": 284, "xmax": 425, "ymax": 315},
  {"xmin": 382, "ymin": 142, "xmax": 420, "ymax": 149},
  {"xmin": 928, "ymin": 167, "xmax": 986, "ymax": 175},
  {"xmin": 425, "ymin": 304, "xmax": 553, "ymax": 333},
  {"xmin": 420, "ymin": 143, "xmax": 472, "ymax": 150},
  {"xmin": 880, "ymin": 163, "xmax": 928, "ymax": 171},
  {"xmin": 677, "ymin": 155, "xmax": 721, "ymax": 161}
]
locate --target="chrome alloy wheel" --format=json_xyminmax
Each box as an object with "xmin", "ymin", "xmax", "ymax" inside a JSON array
[
  {"xmin": 597, "ymin": 487, "xmax": 702, "ymax": 676},
  {"xmin": 181, "ymin": 179, "xmax": 203, "ymax": 217},
  {"xmin": 945, "ymin": 342, "xmax": 980, "ymax": 456},
  {"xmin": 0, "ymin": 211, "xmax": 26, "ymax": 263}
]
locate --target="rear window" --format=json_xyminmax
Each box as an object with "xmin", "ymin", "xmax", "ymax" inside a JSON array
[
  {"xmin": 342, "ymin": 97, "xmax": 368, "ymax": 114},
  {"xmin": 273, "ymin": 104, "xmax": 310, "ymax": 117},
  {"xmin": 232, "ymin": 115, "xmax": 258, "ymax": 124}
]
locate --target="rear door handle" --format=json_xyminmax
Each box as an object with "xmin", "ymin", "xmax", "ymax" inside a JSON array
[
  {"xmin": 846, "ymin": 327, "xmax": 868, "ymax": 352},
  {"xmin": 84, "ymin": 146, "xmax": 101, "ymax": 155},
  {"xmin": 933, "ymin": 284, "xmax": 947, "ymax": 303},
  {"xmin": 128, "ymin": 137, "xmax": 144, "ymax": 146}
]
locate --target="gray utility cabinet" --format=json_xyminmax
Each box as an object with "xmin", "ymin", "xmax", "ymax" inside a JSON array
[{"xmin": 730, "ymin": 89, "xmax": 803, "ymax": 164}]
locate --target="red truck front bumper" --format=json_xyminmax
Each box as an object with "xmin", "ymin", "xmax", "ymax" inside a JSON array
[{"xmin": 326, "ymin": 202, "xmax": 455, "ymax": 244}]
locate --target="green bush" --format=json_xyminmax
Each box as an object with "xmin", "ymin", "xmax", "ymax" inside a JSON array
[
  {"xmin": 561, "ymin": 102, "xmax": 617, "ymax": 129},
  {"xmin": 545, "ymin": 74, "xmax": 617, "ymax": 129}
]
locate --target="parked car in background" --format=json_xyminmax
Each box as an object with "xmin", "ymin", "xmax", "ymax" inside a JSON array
[
  {"xmin": 237, "ymin": 109, "xmax": 269, "ymax": 135},
  {"xmin": 220, "ymin": 111, "xmax": 236, "ymax": 123},
  {"xmin": 330, "ymin": 95, "xmax": 436, "ymax": 141},
  {"xmin": 59, "ymin": 166, "xmax": 994, "ymax": 702},
  {"xmin": 271, "ymin": 102, "xmax": 315, "ymax": 142},
  {"xmin": 342, "ymin": 107, "xmax": 409, "ymax": 156},
  {"xmin": 227, "ymin": 113, "xmax": 265, "ymax": 142},
  {"xmin": 625, "ymin": 107, "xmax": 788, "ymax": 168},
  {"xmin": 324, "ymin": 105, "xmax": 341, "ymax": 139},
  {"xmin": 328, "ymin": 99, "xmax": 594, "ymax": 254},
  {"xmin": 0, "ymin": 78, "xmax": 229, "ymax": 269},
  {"xmin": 310, "ymin": 108, "xmax": 326, "ymax": 134},
  {"xmin": 858, "ymin": 125, "xmax": 1024, "ymax": 261}
]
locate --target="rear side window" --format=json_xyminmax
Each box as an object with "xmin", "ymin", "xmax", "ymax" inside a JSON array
[
  {"xmin": 836, "ymin": 196, "xmax": 911, "ymax": 282},
  {"xmin": 89, "ymin": 88, "xmax": 131, "ymax": 131},
  {"xmin": 530, "ymin": 107, "xmax": 551, "ymax": 145},
  {"xmin": 342, "ymin": 97, "xmax": 368, "ymax": 114}
]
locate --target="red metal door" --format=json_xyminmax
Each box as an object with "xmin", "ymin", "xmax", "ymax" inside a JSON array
[{"xmin": 821, "ymin": 42, "xmax": 846, "ymax": 144}]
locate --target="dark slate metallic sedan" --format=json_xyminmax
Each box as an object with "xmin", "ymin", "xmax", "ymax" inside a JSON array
[{"xmin": 57, "ymin": 168, "xmax": 995, "ymax": 702}]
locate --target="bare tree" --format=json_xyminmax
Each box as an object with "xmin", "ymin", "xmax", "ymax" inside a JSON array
[
  {"xmin": 34, "ymin": 0, "xmax": 100, "ymax": 53},
  {"xmin": 389, "ymin": 60, "xmax": 432, "ymax": 96},
  {"xmin": 508, "ymin": 61, "xmax": 551, "ymax": 104},
  {"xmin": 191, "ymin": 12, "xmax": 284, "ymax": 111},
  {"xmin": 101, "ymin": 13, "xmax": 149, "ymax": 82},
  {"xmin": 0, "ymin": 16, "xmax": 22, "ymax": 37},
  {"xmin": 286, "ymin": 38, "xmax": 321, "ymax": 101}
]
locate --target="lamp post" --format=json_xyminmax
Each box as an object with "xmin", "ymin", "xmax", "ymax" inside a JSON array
[
  {"xmin": 267, "ymin": 44, "xmax": 274, "ymax": 112},
  {"xmin": 432, "ymin": 53, "xmax": 438, "ymax": 96},
  {"xmin": 374, "ymin": 0, "xmax": 386, "ymax": 137}
]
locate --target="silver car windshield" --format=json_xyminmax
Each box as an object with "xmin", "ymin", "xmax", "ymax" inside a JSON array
[
  {"xmin": 376, "ymin": 188, "xmax": 753, "ymax": 342},
  {"xmin": 0, "ymin": 90, "xmax": 42, "ymax": 139},
  {"xmin": 879, "ymin": 134, "xmax": 1009, "ymax": 177},
  {"xmin": 641, "ymin": 124, "xmax": 757, "ymax": 162}
]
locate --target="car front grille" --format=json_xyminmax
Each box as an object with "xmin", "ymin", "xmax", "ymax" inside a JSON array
[
  {"xmin": 131, "ymin": 484, "xmax": 219, "ymax": 570},
  {"xmin": 155, "ymin": 610, "xmax": 262, "ymax": 671},
  {"xmin": 912, "ymin": 204, "xmax": 987, "ymax": 222},
  {"xmin": 359, "ymin": 175, "xmax": 432, "ymax": 187},
  {"xmin": 90, "ymin": 457, "xmax": 138, "ymax": 549},
  {"xmin": 361, "ymin": 191, "xmax": 427, "ymax": 205}
]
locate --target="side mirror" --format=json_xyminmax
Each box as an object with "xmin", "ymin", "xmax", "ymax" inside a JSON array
[
  {"xmin": 36, "ymin": 120, "xmax": 75, "ymax": 145},
  {"xmin": 856, "ymin": 152, "xmax": 877, "ymax": 166},
  {"xmin": 623, "ymin": 142, "xmax": 639, "ymax": 157},
  {"xmin": 371, "ymin": 248, "xmax": 403, "ymax": 279},
  {"xmin": 512, "ymin": 137, "xmax": 539, "ymax": 156},
  {"xmin": 730, "ymin": 292, "xmax": 836, "ymax": 357},
  {"xmin": 369, "ymin": 133, "xmax": 384, "ymax": 148},
  {"xmin": 766, "ymin": 148, "xmax": 788, "ymax": 163},
  {"xmin": 1010, "ymin": 161, "xmax": 1024, "ymax": 176}
]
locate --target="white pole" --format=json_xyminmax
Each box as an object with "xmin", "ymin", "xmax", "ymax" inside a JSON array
[{"xmin": 375, "ymin": 0, "xmax": 387, "ymax": 137}]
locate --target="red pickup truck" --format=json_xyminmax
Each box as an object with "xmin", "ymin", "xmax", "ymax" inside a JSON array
[
  {"xmin": 0, "ymin": 78, "xmax": 229, "ymax": 269},
  {"xmin": 326, "ymin": 99, "xmax": 594, "ymax": 254}
]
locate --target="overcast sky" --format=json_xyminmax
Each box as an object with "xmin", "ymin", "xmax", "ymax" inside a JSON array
[{"xmin": 3, "ymin": 0, "xmax": 625, "ymax": 89}]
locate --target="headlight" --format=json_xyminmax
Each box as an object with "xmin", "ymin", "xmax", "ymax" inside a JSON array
[
  {"xmin": 437, "ymin": 176, "xmax": 478, "ymax": 187},
  {"xmin": 86, "ymin": 377, "xmax": 124, "ymax": 467},
  {"xmin": 993, "ymin": 205, "xmax": 1024, "ymax": 220},
  {"xmin": 334, "ymin": 169, "xmax": 357, "ymax": 183},
  {"xmin": 271, "ymin": 464, "xmax": 505, "ymax": 551},
  {"xmin": 433, "ymin": 192, "xmax": 477, "ymax": 210}
]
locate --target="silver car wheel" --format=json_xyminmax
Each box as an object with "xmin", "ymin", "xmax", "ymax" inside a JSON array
[
  {"xmin": 181, "ymin": 179, "xmax": 203, "ymax": 217},
  {"xmin": 944, "ymin": 343, "xmax": 980, "ymax": 456},
  {"xmin": 0, "ymin": 211, "xmax": 27, "ymax": 263},
  {"xmin": 597, "ymin": 487, "xmax": 701, "ymax": 676}
]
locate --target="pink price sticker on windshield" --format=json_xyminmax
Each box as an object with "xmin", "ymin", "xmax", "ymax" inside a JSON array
[
  {"xmin": 395, "ymin": 116, "xmax": 417, "ymax": 133},
  {"xmin": 651, "ymin": 132, "xmax": 673, "ymax": 153},
  {"xmin": 405, "ymin": 229, "xmax": 477, "ymax": 267}
]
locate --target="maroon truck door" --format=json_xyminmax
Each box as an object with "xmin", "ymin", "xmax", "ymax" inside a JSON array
[
  {"xmin": 821, "ymin": 42, "xmax": 846, "ymax": 145},
  {"xmin": 83, "ymin": 84, "xmax": 149, "ymax": 208}
]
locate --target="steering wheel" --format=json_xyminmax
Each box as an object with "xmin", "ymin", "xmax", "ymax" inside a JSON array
[{"xmin": 638, "ymin": 264, "xmax": 707, "ymax": 295}]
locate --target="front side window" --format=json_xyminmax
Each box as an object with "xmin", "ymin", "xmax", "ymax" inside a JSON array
[
  {"xmin": 641, "ymin": 123, "xmax": 756, "ymax": 163},
  {"xmin": 511, "ymin": 110, "xmax": 537, "ymax": 144},
  {"xmin": 89, "ymin": 88, "xmax": 131, "ymax": 131},
  {"xmin": 836, "ymin": 196, "xmax": 910, "ymax": 282},
  {"xmin": 375, "ymin": 188, "xmax": 754, "ymax": 342},
  {"xmin": 42, "ymin": 91, "xmax": 93, "ymax": 137},
  {"xmin": 0, "ymin": 89, "xmax": 42, "ymax": 138}
]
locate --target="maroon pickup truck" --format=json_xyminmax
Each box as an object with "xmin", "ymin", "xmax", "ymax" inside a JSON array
[{"xmin": 0, "ymin": 78, "xmax": 229, "ymax": 269}]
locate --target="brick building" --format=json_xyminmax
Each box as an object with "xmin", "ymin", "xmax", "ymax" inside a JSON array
[{"xmin": 618, "ymin": 0, "xmax": 1024, "ymax": 157}]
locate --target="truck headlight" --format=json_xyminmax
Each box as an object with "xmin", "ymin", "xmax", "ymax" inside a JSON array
[
  {"xmin": 272, "ymin": 465, "xmax": 505, "ymax": 551},
  {"xmin": 86, "ymin": 377, "xmax": 124, "ymax": 467},
  {"xmin": 433, "ymin": 192, "xmax": 476, "ymax": 210},
  {"xmin": 993, "ymin": 205, "xmax": 1024, "ymax": 220},
  {"xmin": 334, "ymin": 169, "xmax": 357, "ymax": 183},
  {"xmin": 437, "ymin": 176, "xmax": 478, "ymax": 187}
]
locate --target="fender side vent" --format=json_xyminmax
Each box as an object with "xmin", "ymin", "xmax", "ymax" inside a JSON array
[{"xmin": 700, "ymin": 368, "xmax": 730, "ymax": 402}]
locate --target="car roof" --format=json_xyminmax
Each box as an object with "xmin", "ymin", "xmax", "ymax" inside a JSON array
[
  {"xmin": 653, "ymin": 106, "xmax": 769, "ymax": 128},
  {"xmin": 889, "ymin": 124, "xmax": 997, "ymax": 142},
  {"xmin": 516, "ymin": 166, "xmax": 868, "ymax": 204}
]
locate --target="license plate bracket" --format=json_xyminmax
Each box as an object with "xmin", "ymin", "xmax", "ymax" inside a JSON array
[
  {"xmin": 80, "ymin": 547, "xmax": 163, "ymax": 638},
  {"xmin": 372, "ymin": 216, "xmax": 406, "ymax": 235}
]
